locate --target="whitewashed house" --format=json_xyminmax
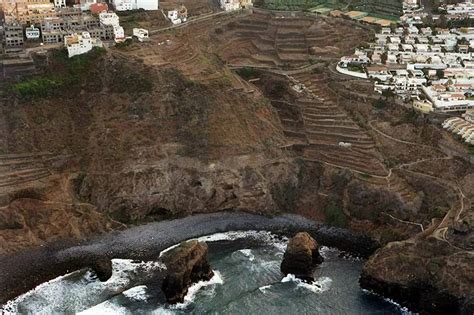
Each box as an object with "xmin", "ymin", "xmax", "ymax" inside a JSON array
[
  {"xmin": 133, "ymin": 28, "xmax": 149, "ymax": 41},
  {"xmin": 99, "ymin": 12, "xmax": 120, "ymax": 27},
  {"xmin": 112, "ymin": 0, "xmax": 158, "ymax": 11},
  {"xmin": 64, "ymin": 32, "xmax": 102, "ymax": 58},
  {"xmin": 25, "ymin": 25, "xmax": 40, "ymax": 40},
  {"xmin": 54, "ymin": 0, "xmax": 66, "ymax": 8},
  {"xmin": 168, "ymin": 10, "xmax": 179, "ymax": 23},
  {"xmin": 220, "ymin": 0, "xmax": 240, "ymax": 11}
]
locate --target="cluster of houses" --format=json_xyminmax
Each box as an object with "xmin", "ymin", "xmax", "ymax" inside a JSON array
[
  {"xmin": 337, "ymin": 0, "xmax": 474, "ymax": 148},
  {"xmin": 338, "ymin": 22, "xmax": 474, "ymax": 113},
  {"xmin": 0, "ymin": 0, "xmax": 157, "ymax": 59},
  {"xmin": 442, "ymin": 110, "xmax": 474, "ymax": 144},
  {"xmin": 401, "ymin": 0, "xmax": 473, "ymax": 25},
  {"xmin": 0, "ymin": 0, "xmax": 158, "ymax": 24}
]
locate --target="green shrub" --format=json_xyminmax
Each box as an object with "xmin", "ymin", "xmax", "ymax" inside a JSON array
[
  {"xmin": 373, "ymin": 97, "xmax": 388, "ymax": 109},
  {"xmin": 379, "ymin": 229, "xmax": 404, "ymax": 244},
  {"xmin": 382, "ymin": 89, "xmax": 395, "ymax": 98},
  {"xmin": 323, "ymin": 203, "xmax": 348, "ymax": 227},
  {"xmin": 116, "ymin": 38, "xmax": 133, "ymax": 49},
  {"xmin": 9, "ymin": 47, "xmax": 105, "ymax": 98},
  {"xmin": 10, "ymin": 77, "xmax": 64, "ymax": 97},
  {"xmin": 430, "ymin": 207, "xmax": 447, "ymax": 218},
  {"xmin": 236, "ymin": 67, "xmax": 261, "ymax": 79}
]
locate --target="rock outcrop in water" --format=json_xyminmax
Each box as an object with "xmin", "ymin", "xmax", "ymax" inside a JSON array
[
  {"xmin": 89, "ymin": 255, "xmax": 113, "ymax": 282},
  {"xmin": 281, "ymin": 232, "xmax": 323, "ymax": 281},
  {"xmin": 161, "ymin": 240, "xmax": 214, "ymax": 304}
]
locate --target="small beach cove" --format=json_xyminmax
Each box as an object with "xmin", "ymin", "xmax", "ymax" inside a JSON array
[
  {"xmin": 0, "ymin": 212, "xmax": 379, "ymax": 304},
  {"xmin": 1, "ymin": 230, "xmax": 411, "ymax": 314}
]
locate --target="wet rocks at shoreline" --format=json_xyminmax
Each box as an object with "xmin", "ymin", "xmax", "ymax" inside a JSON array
[
  {"xmin": 89, "ymin": 255, "xmax": 113, "ymax": 282},
  {"xmin": 281, "ymin": 232, "xmax": 323, "ymax": 282},
  {"xmin": 161, "ymin": 240, "xmax": 214, "ymax": 304}
]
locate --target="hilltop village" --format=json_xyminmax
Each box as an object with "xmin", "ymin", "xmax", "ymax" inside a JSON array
[
  {"xmin": 338, "ymin": 0, "xmax": 474, "ymax": 146},
  {"xmin": 0, "ymin": 0, "xmax": 252, "ymax": 73}
]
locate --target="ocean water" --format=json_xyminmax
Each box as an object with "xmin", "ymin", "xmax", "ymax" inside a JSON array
[{"xmin": 2, "ymin": 231, "xmax": 412, "ymax": 315}]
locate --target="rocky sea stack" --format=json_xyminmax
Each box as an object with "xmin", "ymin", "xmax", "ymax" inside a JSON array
[
  {"xmin": 161, "ymin": 240, "xmax": 214, "ymax": 304},
  {"xmin": 281, "ymin": 232, "xmax": 323, "ymax": 281}
]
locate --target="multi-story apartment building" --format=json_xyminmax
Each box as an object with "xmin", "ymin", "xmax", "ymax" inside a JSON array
[
  {"xmin": 2, "ymin": 0, "xmax": 56, "ymax": 24},
  {"xmin": 3, "ymin": 21, "xmax": 24, "ymax": 48}
]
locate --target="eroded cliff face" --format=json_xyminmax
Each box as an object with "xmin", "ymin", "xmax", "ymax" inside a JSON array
[
  {"xmin": 0, "ymin": 51, "xmax": 326, "ymax": 253},
  {"xmin": 360, "ymin": 238, "xmax": 474, "ymax": 314}
]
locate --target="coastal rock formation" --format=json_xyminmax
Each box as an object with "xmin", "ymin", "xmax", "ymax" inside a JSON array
[
  {"xmin": 360, "ymin": 238, "xmax": 474, "ymax": 314},
  {"xmin": 281, "ymin": 232, "xmax": 323, "ymax": 281},
  {"xmin": 89, "ymin": 255, "xmax": 113, "ymax": 282},
  {"xmin": 161, "ymin": 240, "xmax": 214, "ymax": 304}
]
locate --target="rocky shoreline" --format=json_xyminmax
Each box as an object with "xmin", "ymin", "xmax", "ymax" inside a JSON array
[
  {"xmin": 2, "ymin": 211, "xmax": 470, "ymax": 314},
  {"xmin": 0, "ymin": 211, "xmax": 378, "ymax": 304},
  {"xmin": 359, "ymin": 271, "xmax": 470, "ymax": 315},
  {"xmin": 360, "ymin": 239, "xmax": 474, "ymax": 315}
]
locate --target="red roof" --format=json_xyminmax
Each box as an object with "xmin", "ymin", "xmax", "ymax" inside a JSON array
[{"xmin": 90, "ymin": 3, "xmax": 108, "ymax": 14}]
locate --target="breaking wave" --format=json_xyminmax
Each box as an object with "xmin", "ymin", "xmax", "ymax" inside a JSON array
[
  {"xmin": 281, "ymin": 274, "xmax": 332, "ymax": 293},
  {"xmin": 170, "ymin": 270, "xmax": 224, "ymax": 310},
  {"xmin": 1, "ymin": 260, "xmax": 165, "ymax": 314},
  {"xmin": 3, "ymin": 231, "xmax": 409, "ymax": 315}
]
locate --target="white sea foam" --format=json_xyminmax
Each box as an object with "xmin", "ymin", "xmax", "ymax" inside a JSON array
[
  {"xmin": 1, "ymin": 259, "xmax": 165, "ymax": 314},
  {"xmin": 159, "ymin": 231, "xmax": 288, "ymax": 257},
  {"xmin": 122, "ymin": 285, "xmax": 149, "ymax": 301},
  {"xmin": 78, "ymin": 300, "xmax": 130, "ymax": 315},
  {"xmin": 258, "ymin": 285, "xmax": 272, "ymax": 293},
  {"xmin": 319, "ymin": 246, "xmax": 337, "ymax": 259},
  {"xmin": 238, "ymin": 249, "xmax": 255, "ymax": 261},
  {"xmin": 361, "ymin": 289, "xmax": 416, "ymax": 315},
  {"xmin": 281, "ymin": 274, "xmax": 332, "ymax": 293},
  {"xmin": 1, "ymin": 271, "xmax": 80, "ymax": 315},
  {"xmin": 170, "ymin": 270, "xmax": 224, "ymax": 310}
]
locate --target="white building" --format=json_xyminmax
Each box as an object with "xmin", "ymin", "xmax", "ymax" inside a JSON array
[
  {"xmin": 115, "ymin": 0, "xmax": 133, "ymax": 11},
  {"xmin": 54, "ymin": 0, "xmax": 66, "ymax": 8},
  {"xmin": 99, "ymin": 12, "xmax": 124, "ymax": 42},
  {"xmin": 133, "ymin": 28, "xmax": 149, "ymax": 41},
  {"xmin": 78, "ymin": 0, "xmax": 97, "ymax": 11},
  {"xmin": 168, "ymin": 10, "xmax": 178, "ymax": 21},
  {"xmin": 25, "ymin": 25, "xmax": 40, "ymax": 40},
  {"xmin": 114, "ymin": 26, "xmax": 125, "ymax": 42},
  {"xmin": 220, "ymin": 0, "xmax": 241, "ymax": 11},
  {"xmin": 112, "ymin": 0, "xmax": 158, "ymax": 11},
  {"xmin": 99, "ymin": 12, "xmax": 120, "ymax": 27},
  {"xmin": 64, "ymin": 32, "xmax": 102, "ymax": 58}
]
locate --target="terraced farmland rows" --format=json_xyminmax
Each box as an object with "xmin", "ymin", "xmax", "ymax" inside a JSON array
[
  {"xmin": 217, "ymin": 10, "xmax": 371, "ymax": 68},
  {"xmin": 287, "ymin": 72, "xmax": 387, "ymax": 177},
  {"xmin": 289, "ymin": 72, "xmax": 419, "ymax": 206},
  {"xmin": 123, "ymin": 15, "xmax": 256, "ymax": 91},
  {"xmin": 0, "ymin": 152, "xmax": 60, "ymax": 191}
]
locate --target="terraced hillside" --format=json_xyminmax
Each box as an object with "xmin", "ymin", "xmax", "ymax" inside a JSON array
[
  {"xmin": 119, "ymin": 13, "xmax": 257, "ymax": 92},
  {"xmin": 215, "ymin": 10, "xmax": 372, "ymax": 68},
  {"xmin": 253, "ymin": 70, "xmax": 388, "ymax": 177},
  {"xmin": 0, "ymin": 152, "xmax": 64, "ymax": 197},
  {"xmin": 256, "ymin": 0, "xmax": 403, "ymax": 16}
]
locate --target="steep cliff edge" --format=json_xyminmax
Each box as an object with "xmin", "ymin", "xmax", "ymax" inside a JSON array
[{"xmin": 0, "ymin": 49, "xmax": 302, "ymax": 253}]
